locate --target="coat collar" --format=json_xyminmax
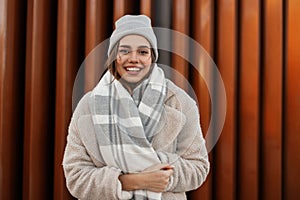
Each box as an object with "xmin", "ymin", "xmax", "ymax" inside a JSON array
[{"xmin": 151, "ymin": 105, "xmax": 186, "ymax": 150}]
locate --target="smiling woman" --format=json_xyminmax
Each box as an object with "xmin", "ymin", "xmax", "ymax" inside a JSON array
[{"xmin": 62, "ymin": 15, "xmax": 209, "ymax": 200}]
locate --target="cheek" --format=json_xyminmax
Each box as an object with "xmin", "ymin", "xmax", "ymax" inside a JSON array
[
  {"xmin": 141, "ymin": 58, "xmax": 152, "ymax": 66},
  {"xmin": 143, "ymin": 61, "xmax": 152, "ymax": 71},
  {"xmin": 116, "ymin": 57, "xmax": 125, "ymax": 71},
  {"xmin": 115, "ymin": 62, "xmax": 123, "ymax": 74},
  {"xmin": 116, "ymin": 56, "xmax": 123, "ymax": 65}
]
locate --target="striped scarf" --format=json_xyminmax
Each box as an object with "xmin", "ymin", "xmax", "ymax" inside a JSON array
[{"xmin": 91, "ymin": 65, "xmax": 166, "ymax": 199}]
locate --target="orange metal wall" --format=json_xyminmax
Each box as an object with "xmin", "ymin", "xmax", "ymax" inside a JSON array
[{"xmin": 1, "ymin": 0, "xmax": 300, "ymax": 200}]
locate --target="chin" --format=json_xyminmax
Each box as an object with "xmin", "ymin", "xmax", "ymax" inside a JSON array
[
  {"xmin": 120, "ymin": 73, "xmax": 144, "ymax": 83},
  {"xmin": 122, "ymin": 77, "xmax": 143, "ymax": 83}
]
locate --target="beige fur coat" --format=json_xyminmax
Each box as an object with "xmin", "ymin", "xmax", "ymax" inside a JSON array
[{"xmin": 63, "ymin": 80, "xmax": 209, "ymax": 200}]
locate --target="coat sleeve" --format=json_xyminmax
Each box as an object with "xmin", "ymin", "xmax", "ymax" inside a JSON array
[
  {"xmin": 157, "ymin": 102, "xmax": 210, "ymax": 193},
  {"xmin": 62, "ymin": 115, "xmax": 133, "ymax": 200}
]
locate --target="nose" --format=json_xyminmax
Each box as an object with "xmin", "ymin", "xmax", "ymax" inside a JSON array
[{"xmin": 128, "ymin": 51, "xmax": 139, "ymax": 63}]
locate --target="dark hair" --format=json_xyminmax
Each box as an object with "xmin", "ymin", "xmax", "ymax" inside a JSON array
[
  {"xmin": 106, "ymin": 42, "xmax": 121, "ymax": 80},
  {"xmin": 105, "ymin": 40, "xmax": 156, "ymax": 80}
]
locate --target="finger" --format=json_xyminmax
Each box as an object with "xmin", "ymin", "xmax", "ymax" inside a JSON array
[
  {"xmin": 157, "ymin": 163, "xmax": 172, "ymax": 170},
  {"xmin": 161, "ymin": 165, "xmax": 174, "ymax": 170},
  {"xmin": 163, "ymin": 169, "xmax": 174, "ymax": 177}
]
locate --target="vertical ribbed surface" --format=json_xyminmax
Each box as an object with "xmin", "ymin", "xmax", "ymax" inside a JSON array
[{"xmin": 0, "ymin": 1, "xmax": 299, "ymax": 199}]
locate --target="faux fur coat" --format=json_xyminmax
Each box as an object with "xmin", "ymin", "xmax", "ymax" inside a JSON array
[{"xmin": 62, "ymin": 80, "xmax": 210, "ymax": 200}]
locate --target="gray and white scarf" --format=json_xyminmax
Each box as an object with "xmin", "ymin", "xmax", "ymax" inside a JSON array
[{"xmin": 91, "ymin": 64, "xmax": 166, "ymax": 199}]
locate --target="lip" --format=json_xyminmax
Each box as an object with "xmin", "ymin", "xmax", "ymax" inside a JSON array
[{"xmin": 123, "ymin": 65, "xmax": 143, "ymax": 75}]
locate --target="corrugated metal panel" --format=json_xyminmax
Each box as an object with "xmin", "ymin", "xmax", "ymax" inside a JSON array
[
  {"xmin": 284, "ymin": 0, "xmax": 300, "ymax": 199},
  {"xmin": 22, "ymin": 0, "xmax": 57, "ymax": 199},
  {"xmin": 0, "ymin": 0, "xmax": 26, "ymax": 199},
  {"xmin": 238, "ymin": 0, "xmax": 260, "ymax": 199},
  {"xmin": 214, "ymin": 0, "xmax": 238, "ymax": 199}
]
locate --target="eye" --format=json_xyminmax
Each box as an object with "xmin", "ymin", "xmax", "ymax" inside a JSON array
[
  {"xmin": 118, "ymin": 49, "xmax": 130, "ymax": 55},
  {"xmin": 138, "ymin": 49, "xmax": 150, "ymax": 55}
]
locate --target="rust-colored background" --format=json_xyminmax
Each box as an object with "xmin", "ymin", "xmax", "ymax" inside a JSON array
[{"xmin": 1, "ymin": 0, "xmax": 300, "ymax": 200}]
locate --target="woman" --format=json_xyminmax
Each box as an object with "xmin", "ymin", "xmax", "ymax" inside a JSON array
[{"xmin": 63, "ymin": 15, "xmax": 209, "ymax": 200}]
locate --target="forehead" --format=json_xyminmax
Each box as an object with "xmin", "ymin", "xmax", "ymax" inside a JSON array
[{"xmin": 119, "ymin": 35, "xmax": 150, "ymax": 48}]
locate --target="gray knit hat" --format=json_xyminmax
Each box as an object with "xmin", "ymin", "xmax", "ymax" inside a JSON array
[{"xmin": 108, "ymin": 15, "xmax": 158, "ymax": 62}]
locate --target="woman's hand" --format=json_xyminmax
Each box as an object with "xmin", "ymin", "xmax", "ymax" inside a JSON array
[
  {"xmin": 118, "ymin": 163, "xmax": 174, "ymax": 192},
  {"xmin": 140, "ymin": 163, "xmax": 174, "ymax": 192}
]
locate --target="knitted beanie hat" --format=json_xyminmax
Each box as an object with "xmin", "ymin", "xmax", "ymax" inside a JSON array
[{"xmin": 108, "ymin": 15, "xmax": 158, "ymax": 62}]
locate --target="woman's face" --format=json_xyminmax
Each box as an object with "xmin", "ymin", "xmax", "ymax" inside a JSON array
[{"xmin": 116, "ymin": 35, "xmax": 152, "ymax": 84}]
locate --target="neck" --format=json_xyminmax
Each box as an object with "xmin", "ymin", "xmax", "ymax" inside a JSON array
[{"xmin": 120, "ymin": 81, "xmax": 139, "ymax": 95}]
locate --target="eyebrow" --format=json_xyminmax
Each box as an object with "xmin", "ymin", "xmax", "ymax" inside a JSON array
[{"xmin": 119, "ymin": 45, "xmax": 151, "ymax": 49}]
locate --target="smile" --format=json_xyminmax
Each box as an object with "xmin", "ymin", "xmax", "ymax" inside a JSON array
[{"xmin": 124, "ymin": 67, "xmax": 142, "ymax": 72}]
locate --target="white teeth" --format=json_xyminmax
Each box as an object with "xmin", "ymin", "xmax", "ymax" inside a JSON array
[{"xmin": 126, "ymin": 67, "xmax": 140, "ymax": 71}]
